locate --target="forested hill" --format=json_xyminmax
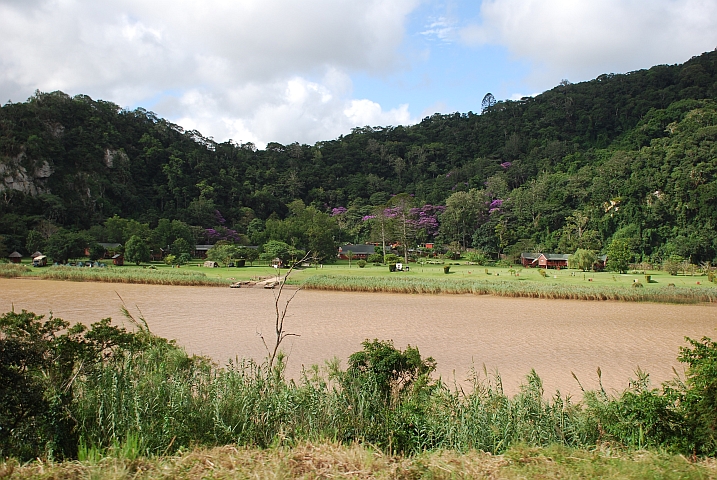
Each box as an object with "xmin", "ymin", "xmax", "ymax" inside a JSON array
[{"xmin": 1, "ymin": 50, "xmax": 716, "ymax": 263}]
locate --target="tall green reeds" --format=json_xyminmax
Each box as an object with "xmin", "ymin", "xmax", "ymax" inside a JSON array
[
  {"xmin": 72, "ymin": 339, "xmax": 593, "ymax": 457},
  {"xmin": 301, "ymin": 274, "xmax": 717, "ymax": 304}
]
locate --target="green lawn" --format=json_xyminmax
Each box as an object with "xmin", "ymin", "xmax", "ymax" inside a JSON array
[{"xmin": 11, "ymin": 258, "xmax": 716, "ymax": 291}]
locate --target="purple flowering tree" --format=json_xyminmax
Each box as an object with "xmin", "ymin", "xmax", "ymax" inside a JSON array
[
  {"xmin": 331, "ymin": 206, "xmax": 348, "ymax": 243},
  {"xmin": 205, "ymin": 226, "xmax": 245, "ymax": 244}
]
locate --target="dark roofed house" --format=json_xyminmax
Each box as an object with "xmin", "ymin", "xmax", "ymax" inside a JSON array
[
  {"xmin": 111, "ymin": 253, "xmax": 124, "ymax": 266},
  {"xmin": 520, "ymin": 252, "xmax": 539, "ymax": 267},
  {"xmin": 338, "ymin": 244, "xmax": 376, "ymax": 260},
  {"xmin": 194, "ymin": 245, "xmax": 214, "ymax": 259},
  {"xmin": 8, "ymin": 251, "xmax": 22, "ymax": 264}
]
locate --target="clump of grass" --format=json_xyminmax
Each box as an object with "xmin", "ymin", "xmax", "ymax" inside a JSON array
[
  {"xmin": 36, "ymin": 265, "xmax": 230, "ymax": 286},
  {"xmin": 301, "ymin": 274, "xmax": 717, "ymax": 304},
  {"xmin": 0, "ymin": 263, "xmax": 32, "ymax": 278}
]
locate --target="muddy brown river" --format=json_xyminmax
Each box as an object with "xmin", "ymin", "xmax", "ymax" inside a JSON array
[{"xmin": 2, "ymin": 278, "xmax": 716, "ymax": 396}]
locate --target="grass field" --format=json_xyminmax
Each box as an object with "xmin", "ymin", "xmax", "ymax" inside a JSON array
[{"xmin": 4, "ymin": 259, "xmax": 716, "ymax": 302}]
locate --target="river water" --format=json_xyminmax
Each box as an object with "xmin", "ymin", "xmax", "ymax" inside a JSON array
[{"xmin": 2, "ymin": 278, "xmax": 716, "ymax": 396}]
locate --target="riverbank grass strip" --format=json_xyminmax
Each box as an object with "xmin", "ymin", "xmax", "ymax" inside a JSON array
[
  {"xmin": 35, "ymin": 265, "xmax": 231, "ymax": 286},
  {"xmin": 301, "ymin": 274, "xmax": 717, "ymax": 304},
  {"xmin": 2, "ymin": 443, "xmax": 714, "ymax": 479}
]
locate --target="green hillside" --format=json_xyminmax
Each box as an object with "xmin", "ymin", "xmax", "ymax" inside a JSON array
[{"xmin": 1, "ymin": 50, "xmax": 716, "ymax": 263}]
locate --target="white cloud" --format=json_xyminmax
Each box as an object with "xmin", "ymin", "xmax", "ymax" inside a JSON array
[
  {"xmin": 508, "ymin": 92, "xmax": 540, "ymax": 101},
  {"xmin": 172, "ymin": 71, "xmax": 416, "ymax": 149},
  {"xmin": 460, "ymin": 0, "xmax": 717, "ymax": 85},
  {"xmin": 0, "ymin": 0, "xmax": 420, "ymax": 145}
]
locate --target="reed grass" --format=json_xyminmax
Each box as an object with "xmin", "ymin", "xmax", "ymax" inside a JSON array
[
  {"xmin": 0, "ymin": 263, "xmax": 32, "ymax": 278},
  {"xmin": 71, "ymin": 338, "xmax": 594, "ymax": 458},
  {"xmin": 301, "ymin": 274, "xmax": 717, "ymax": 304},
  {"xmin": 35, "ymin": 265, "xmax": 231, "ymax": 286}
]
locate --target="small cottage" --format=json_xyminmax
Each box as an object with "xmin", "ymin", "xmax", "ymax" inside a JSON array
[
  {"xmin": 520, "ymin": 252, "xmax": 539, "ymax": 267},
  {"xmin": 111, "ymin": 253, "xmax": 124, "ymax": 266},
  {"xmin": 338, "ymin": 244, "xmax": 376, "ymax": 260},
  {"xmin": 535, "ymin": 253, "xmax": 570, "ymax": 269},
  {"xmin": 8, "ymin": 251, "xmax": 22, "ymax": 264}
]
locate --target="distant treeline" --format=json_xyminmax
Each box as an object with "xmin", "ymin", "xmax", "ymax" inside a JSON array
[{"xmin": 1, "ymin": 50, "xmax": 716, "ymax": 263}]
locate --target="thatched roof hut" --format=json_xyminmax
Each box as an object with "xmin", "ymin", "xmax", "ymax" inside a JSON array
[
  {"xmin": 31, "ymin": 251, "xmax": 43, "ymax": 259},
  {"xmin": 8, "ymin": 251, "xmax": 22, "ymax": 263}
]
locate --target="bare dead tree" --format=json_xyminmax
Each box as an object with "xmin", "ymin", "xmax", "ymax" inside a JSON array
[{"xmin": 259, "ymin": 251, "xmax": 312, "ymax": 369}]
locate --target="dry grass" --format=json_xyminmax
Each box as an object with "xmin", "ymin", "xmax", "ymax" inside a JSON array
[{"xmin": 3, "ymin": 443, "xmax": 716, "ymax": 479}]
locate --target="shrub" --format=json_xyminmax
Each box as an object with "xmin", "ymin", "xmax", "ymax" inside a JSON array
[
  {"xmin": 675, "ymin": 336, "xmax": 717, "ymax": 455},
  {"xmin": 632, "ymin": 281, "xmax": 644, "ymax": 288},
  {"xmin": 663, "ymin": 255, "xmax": 683, "ymax": 275},
  {"xmin": 465, "ymin": 251, "xmax": 488, "ymax": 265},
  {"xmin": 538, "ymin": 269, "xmax": 547, "ymax": 278},
  {"xmin": 357, "ymin": 260, "xmax": 367, "ymax": 268},
  {"xmin": 367, "ymin": 253, "xmax": 383, "ymax": 264},
  {"xmin": 384, "ymin": 254, "xmax": 400, "ymax": 264},
  {"xmin": 443, "ymin": 265, "xmax": 450, "ymax": 274},
  {"xmin": 389, "ymin": 264, "xmax": 397, "ymax": 272}
]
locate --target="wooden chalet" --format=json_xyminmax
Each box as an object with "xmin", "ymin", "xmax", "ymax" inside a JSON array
[
  {"xmin": 338, "ymin": 244, "xmax": 376, "ymax": 260},
  {"xmin": 111, "ymin": 253, "xmax": 124, "ymax": 266},
  {"xmin": 8, "ymin": 251, "xmax": 22, "ymax": 263},
  {"xmin": 521, "ymin": 252, "xmax": 570, "ymax": 269},
  {"xmin": 536, "ymin": 253, "xmax": 570, "ymax": 269}
]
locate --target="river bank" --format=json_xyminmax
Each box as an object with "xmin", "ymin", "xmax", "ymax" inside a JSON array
[{"xmin": 3, "ymin": 262, "xmax": 717, "ymax": 304}]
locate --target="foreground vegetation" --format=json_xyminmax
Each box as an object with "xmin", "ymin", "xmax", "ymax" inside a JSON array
[
  {"xmin": 3, "ymin": 443, "xmax": 716, "ymax": 479},
  {"xmin": 3, "ymin": 308, "xmax": 717, "ymax": 470}
]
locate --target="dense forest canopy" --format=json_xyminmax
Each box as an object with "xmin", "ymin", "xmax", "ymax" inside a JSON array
[{"xmin": 1, "ymin": 50, "xmax": 716, "ymax": 264}]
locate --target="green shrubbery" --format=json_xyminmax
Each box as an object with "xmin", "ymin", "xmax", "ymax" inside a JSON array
[{"xmin": 3, "ymin": 310, "xmax": 717, "ymax": 461}]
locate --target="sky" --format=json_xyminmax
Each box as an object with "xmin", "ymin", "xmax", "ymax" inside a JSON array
[{"xmin": 1, "ymin": 0, "xmax": 716, "ymax": 149}]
